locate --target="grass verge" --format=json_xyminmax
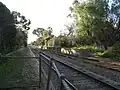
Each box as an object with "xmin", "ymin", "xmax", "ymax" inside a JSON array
[{"xmin": 0, "ymin": 47, "xmax": 39, "ymax": 88}]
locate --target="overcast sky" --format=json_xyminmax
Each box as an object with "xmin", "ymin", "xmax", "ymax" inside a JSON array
[{"xmin": 1, "ymin": 0, "xmax": 74, "ymax": 43}]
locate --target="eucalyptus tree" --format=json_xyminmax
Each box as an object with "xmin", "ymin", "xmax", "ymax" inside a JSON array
[
  {"xmin": 0, "ymin": 2, "xmax": 16, "ymax": 54},
  {"xmin": 12, "ymin": 11, "xmax": 31, "ymax": 47},
  {"xmin": 70, "ymin": 0, "xmax": 120, "ymax": 49},
  {"xmin": 33, "ymin": 27, "xmax": 54, "ymax": 48}
]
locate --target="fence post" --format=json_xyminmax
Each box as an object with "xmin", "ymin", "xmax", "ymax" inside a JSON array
[
  {"xmin": 60, "ymin": 74, "xmax": 65, "ymax": 90},
  {"xmin": 46, "ymin": 58, "xmax": 53, "ymax": 90},
  {"xmin": 39, "ymin": 52, "xmax": 42, "ymax": 88}
]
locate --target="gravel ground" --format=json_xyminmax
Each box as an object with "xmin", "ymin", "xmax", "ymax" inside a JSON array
[
  {"xmin": 31, "ymin": 49, "xmax": 118, "ymax": 90},
  {"xmin": 32, "ymin": 48, "xmax": 61, "ymax": 90},
  {"xmin": 41, "ymin": 57, "xmax": 61, "ymax": 90},
  {"xmin": 54, "ymin": 60, "xmax": 115, "ymax": 90},
  {"xmin": 43, "ymin": 51, "xmax": 120, "ymax": 83}
]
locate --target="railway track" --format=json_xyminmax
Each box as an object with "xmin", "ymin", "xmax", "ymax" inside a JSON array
[
  {"xmin": 31, "ymin": 48, "xmax": 120, "ymax": 90},
  {"xmin": 46, "ymin": 51, "xmax": 120, "ymax": 83},
  {"xmin": 50, "ymin": 51, "xmax": 120, "ymax": 72},
  {"xmin": 54, "ymin": 61, "xmax": 117, "ymax": 90}
]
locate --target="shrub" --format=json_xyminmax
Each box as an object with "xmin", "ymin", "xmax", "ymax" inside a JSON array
[{"xmin": 101, "ymin": 43, "xmax": 120, "ymax": 58}]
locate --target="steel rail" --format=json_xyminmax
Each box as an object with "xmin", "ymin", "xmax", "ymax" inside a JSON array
[
  {"xmin": 41, "ymin": 51, "xmax": 120, "ymax": 90},
  {"xmin": 40, "ymin": 52, "xmax": 78, "ymax": 90},
  {"xmin": 42, "ymin": 56, "xmax": 78, "ymax": 90}
]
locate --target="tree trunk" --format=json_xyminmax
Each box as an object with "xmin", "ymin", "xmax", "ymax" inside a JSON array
[{"xmin": 104, "ymin": 44, "xmax": 108, "ymax": 50}]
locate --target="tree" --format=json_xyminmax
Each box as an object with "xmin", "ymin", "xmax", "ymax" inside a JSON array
[
  {"xmin": 70, "ymin": 0, "xmax": 119, "ymax": 49},
  {"xmin": 109, "ymin": 0, "xmax": 120, "ymax": 44},
  {"xmin": 0, "ymin": 2, "xmax": 31, "ymax": 55},
  {"xmin": 64, "ymin": 23, "xmax": 75, "ymax": 36},
  {"xmin": 0, "ymin": 2, "xmax": 17, "ymax": 54},
  {"xmin": 33, "ymin": 28, "xmax": 45, "ymax": 37},
  {"xmin": 12, "ymin": 11, "xmax": 31, "ymax": 47},
  {"xmin": 12, "ymin": 11, "xmax": 31, "ymax": 34},
  {"xmin": 47, "ymin": 27, "xmax": 53, "ymax": 36},
  {"xmin": 32, "ymin": 27, "xmax": 54, "ymax": 48}
]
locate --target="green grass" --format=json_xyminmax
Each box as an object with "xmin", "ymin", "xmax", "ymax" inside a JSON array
[
  {"xmin": 72, "ymin": 45, "xmax": 120, "ymax": 59},
  {"xmin": 0, "ymin": 48, "xmax": 31, "ymax": 88},
  {"xmin": 101, "ymin": 51, "xmax": 120, "ymax": 59},
  {"xmin": 73, "ymin": 45, "xmax": 104, "ymax": 53},
  {"xmin": 63, "ymin": 45, "xmax": 120, "ymax": 60},
  {"xmin": 0, "ymin": 48, "xmax": 24, "ymax": 88}
]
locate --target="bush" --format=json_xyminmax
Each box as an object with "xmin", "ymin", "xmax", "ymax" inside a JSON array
[
  {"xmin": 73, "ymin": 45, "xmax": 104, "ymax": 53},
  {"xmin": 74, "ymin": 36, "xmax": 94, "ymax": 46},
  {"xmin": 100, "ymin": 43, "xmax": 120, "ymax": 59},
  {"xmin": 112, "ymin": 43, "xmax": 120, "ymax": 53}
]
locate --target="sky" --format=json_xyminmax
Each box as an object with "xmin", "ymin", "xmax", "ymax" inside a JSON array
[{"xmin": 1, "ymin": 0, "xmax": 74, "ymax": 43}]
